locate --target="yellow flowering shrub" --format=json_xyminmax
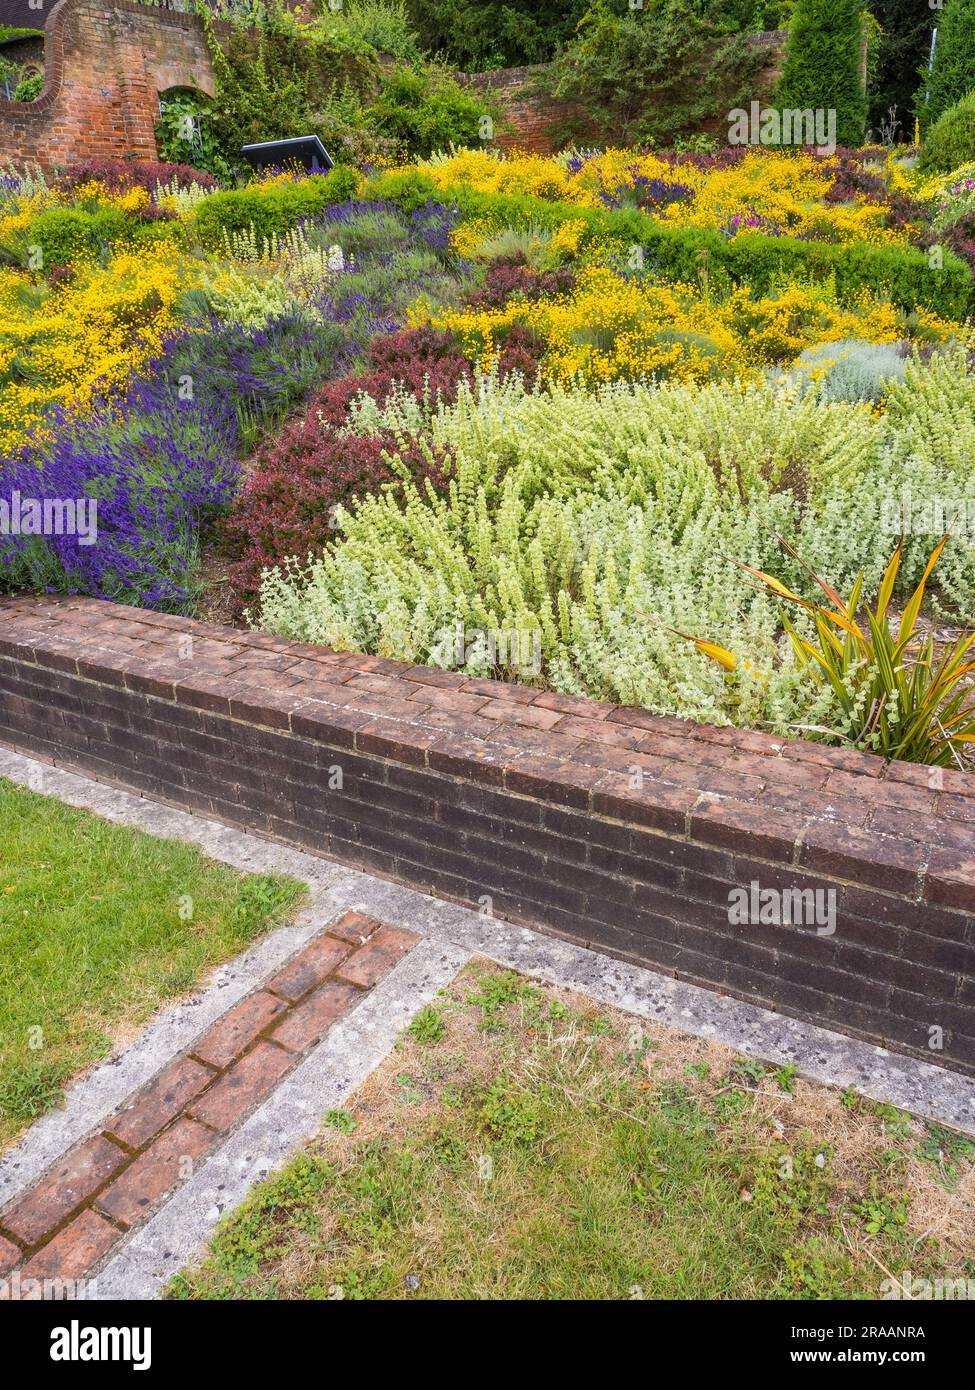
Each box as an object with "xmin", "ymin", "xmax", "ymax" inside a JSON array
[
  {"xmin": 656, "ymin": 152, "xmax": 904, "ymax": 246},
  {"xmin": 422, "ymin": 264, "xmax": 957, "ymax": 386},
  {"xmin": 0, "ymin": 187, "xmax": 63, "ymax": 245},
  {"xmin": 450, "ymin": 218, "xmax": 488, "ymax": 257},
  {"xmin": 0, "ymin": 247, "xmax": 201, "ymax": 452},
  {"xmin": 420, "ymin": 148, "xmax": 596, "ymax": 205},
  {"xmin": 416, "ymin": 148, "xmax": 913, "ymax": 248}
]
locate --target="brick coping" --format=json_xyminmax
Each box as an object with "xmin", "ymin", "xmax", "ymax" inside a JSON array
[
  {"xmin": 0, "ymin": 910, "xmax": 417, "ymax": 1285},
  {"xmin": 1, "ymin": 594, "xmax": 972, "ymax": 913}
]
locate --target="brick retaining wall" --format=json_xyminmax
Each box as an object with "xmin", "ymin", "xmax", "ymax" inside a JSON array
[{"xmin": 1, "ymin": 594, "xmax": 973, "ymax": 1073}]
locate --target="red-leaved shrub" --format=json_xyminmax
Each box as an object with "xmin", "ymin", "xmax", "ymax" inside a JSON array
[
  {"xmin": 57, "ymin": 158, "xmax": 219, "ymax": 195},
  {"xmin": 223, "ymin": 331, "xmax": 465, "ymax": 603},
  {"xmin": 223, "ymin": 326, "xmax": 545, "ymax": 603},
  {"xmin": 466, "ymin": 264, "xmax": 577, "ymax": 311}
]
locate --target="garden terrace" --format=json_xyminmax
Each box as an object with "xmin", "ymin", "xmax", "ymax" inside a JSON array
[{"xmin": 1, "ymin": 595, "xmax": 973, "ymax": 1075}]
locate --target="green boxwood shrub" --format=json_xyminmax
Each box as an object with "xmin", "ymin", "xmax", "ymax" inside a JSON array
[
  {"xmin": 12, "ymin": 206, "xmax": 184, "ymax": 269},
  {"xmin": 920, "ymin": 90, "xmax": 975, "ymax": 173},
  {"xmin": 193, "ymin": 167, "xmax": 360, "ymax": 249}
]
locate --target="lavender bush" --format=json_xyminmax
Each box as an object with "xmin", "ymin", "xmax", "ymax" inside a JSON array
[
  {"xmin": 0, "ymin": 195, "xmax": 472, "ymax": 610},
  {"xmin": 0, "ymin": 370, "xmax": 239, "ymax": 610}
]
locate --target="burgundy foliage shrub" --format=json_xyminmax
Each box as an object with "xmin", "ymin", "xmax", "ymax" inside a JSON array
[
  {"xmin": 223, "ymin": 326, "xmax": 544, "ymax": 603},
  {"xmin": 466, "ymin": 264, "xmax": 577, "ymax": 310},
  {"xmin": 57, "ymin": 159, "xmax": 219, "ymax": 195}
]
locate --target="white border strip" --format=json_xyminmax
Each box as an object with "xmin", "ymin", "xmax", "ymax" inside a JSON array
[{"xmin": 1, "ymin": 744, "xmax": 972, "ymax": 1243}]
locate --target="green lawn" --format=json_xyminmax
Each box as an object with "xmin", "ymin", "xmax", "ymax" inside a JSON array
[
  {"xmin": 172, "ymin": 963, "xmax": 975, "ymax": 1302},
  {"xmin": 0, "ymin": 777, "xmax": 305, "ymax": 1149}
]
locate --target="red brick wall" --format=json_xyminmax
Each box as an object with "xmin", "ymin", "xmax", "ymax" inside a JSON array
[
  {"xmin": 462, "ymin": 32, "xmax": 788, "ymax": 154},
  {"xmin": 0, "ymin": 0, "xmax": 219, "ymax": 171},
  {"xmin": 2, "ymin": 595, "xmax": 974, "ymax": 1075}
]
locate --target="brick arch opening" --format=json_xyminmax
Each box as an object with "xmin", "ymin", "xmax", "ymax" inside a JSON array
[{"xmin": 0, "ymin": 0, "xmax": 221, "ymax": 171}]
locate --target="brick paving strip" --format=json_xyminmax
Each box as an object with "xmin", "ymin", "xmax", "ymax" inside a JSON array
[
  {"xmin": 0, "ymin": 746, "xmax": 971, "ymax": 1298},
  {"xmin": 1, "ymin": 595, "xmax": 973, "ymax": 1073},
  {"xmin": 0, "ymin": 910, "xmax": 420, "ymax": 1285}
]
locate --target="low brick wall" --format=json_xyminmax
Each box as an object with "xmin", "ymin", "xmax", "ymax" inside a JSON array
[{"xmin": 1, "ymin": 594, "xmax": 973, "ymax": 1072}]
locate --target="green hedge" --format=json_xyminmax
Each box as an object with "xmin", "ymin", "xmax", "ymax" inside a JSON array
[
  {"xmin": 369, "ymin": 175, "xmax": 972, "ymax": 318},
  {"xmin": 919, "ymin": 90, "xmax": 975, "ymax": 173},
  {"xmin": 193, "ymin": 167, "xmax": 360, "ymax": 250},
  {"xmin": 17, "ymin": 207, "xmax": 185, "ymax": 269}
]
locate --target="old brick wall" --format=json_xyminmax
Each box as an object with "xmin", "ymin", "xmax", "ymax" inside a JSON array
[
  {"xmin": 461, "ymin": 64, "xmax": 599, "ymax": 156},
  {"xmin": 0, "ymin": 0, "xmax": 218, "ymax": 171},
  {"xmin": 462, "ymin": 31, "xmax": 788, "ymax": 154},
  {"xmin": 1, "ymin": 595, "xmax": 973, "ymax": 1075}
]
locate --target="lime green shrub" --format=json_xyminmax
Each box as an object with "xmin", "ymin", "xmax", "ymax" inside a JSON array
[
  {"xmin": 253, "ymin": 352, "xmax": 975, "ymax": 735},
  {"xmin": 193, "ymin": 168, "xmax": 359, "ymax": 250},
  {"xmin": 920, "ymin": 90, "xmax": 975, "ymax": 173},
  {"xmin": 11, "ymin": 206, "xmax": 184, "ymax": 269}
]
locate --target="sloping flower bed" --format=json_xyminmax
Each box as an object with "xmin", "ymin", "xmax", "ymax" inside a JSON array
[{"xmin": 2, "ymin": 146, "xmax": 975, "ymax": 765}]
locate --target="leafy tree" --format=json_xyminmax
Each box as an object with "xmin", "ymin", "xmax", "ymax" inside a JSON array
[
  {"xmin": 921, "ymin": 0, "xmax": 975, "ymax": 131},
  {"xmin": 406, "ymin": 0, "xmax": 590, "ymax": 70},
  {"xmin": 364, "ymin": 64, "xmax": 503, "ymax": 157},
  {"xmin": 404, "ymin": 0, "xmax": 780, "ymax": 70},
  {"xmin": 866, "ymin": 0, "xmax": 932, "ymax": 137},
  {"xmin": 551, "ymin": 0, "xmax": 761, "ymax": 146},
  {"xmin": 776, "ymin": 0, "xmax": 868, "ymax": 147},
  {"xmin": 201, "ymin": 1, "xmax": 379, "ymax": 161}
]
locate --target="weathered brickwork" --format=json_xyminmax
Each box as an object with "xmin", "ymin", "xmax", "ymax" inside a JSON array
[
  {"xmin": 0, "ymin": 0, "xmax": 220, "ymax": 171},
  {"xmin": 461, "ymin": 33, "xmax": 788, "ymax": 154},
  {"xmin": 0, "ymin": 910, "xmax": 414, "ymax": 1283},
  {"xmin": 1, "ymin": 3, "xmax": 789, "ymax": 169},
  {"xmin": 0, "ymin": 595, "xmax": 973, "ymax": 1073}
]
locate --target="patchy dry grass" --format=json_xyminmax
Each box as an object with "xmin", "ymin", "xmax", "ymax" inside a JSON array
[{"xmin": 172, "ymin": 961, "xmax": 975, "ymax": 1301}]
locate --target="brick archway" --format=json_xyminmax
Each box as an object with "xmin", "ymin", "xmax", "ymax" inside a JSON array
[{"xmin": 0, "ymin": 0, "xmax": 220, "ymax": 170}]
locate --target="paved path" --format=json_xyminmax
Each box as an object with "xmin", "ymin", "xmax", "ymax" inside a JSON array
[{"xmin": 0, "ymin": 745, "xmax": 972, "ymax": 1299}]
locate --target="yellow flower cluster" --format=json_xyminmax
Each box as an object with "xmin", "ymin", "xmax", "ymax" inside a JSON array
[
  {"xmin": 449, "ymin": 218, "xmax": 488, "ymax": 257},
  {"xmin": 0, "ymin": 247, "xmax": 201, "ymax": 453},
  {"xmin": 655, "ymin": 152, "xmax": 904, "ymax": 247},
  {"xmin": 416, "ymin": 147, "xmax": 912, "ymax": 248},
  {"xmin": 914, "ymin": 161, "xmax": 975, "ymax": 206},
  {"xmin": 0, "ymin": 186, "xmax": 62, "ymax": 244},
  {"xmin": 419, "ymin": 148, "xmax": 595, "ymax": 205},
  {"xmin": 421, "ymin": 264, "xmax": 955, "ymax": 387}
]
